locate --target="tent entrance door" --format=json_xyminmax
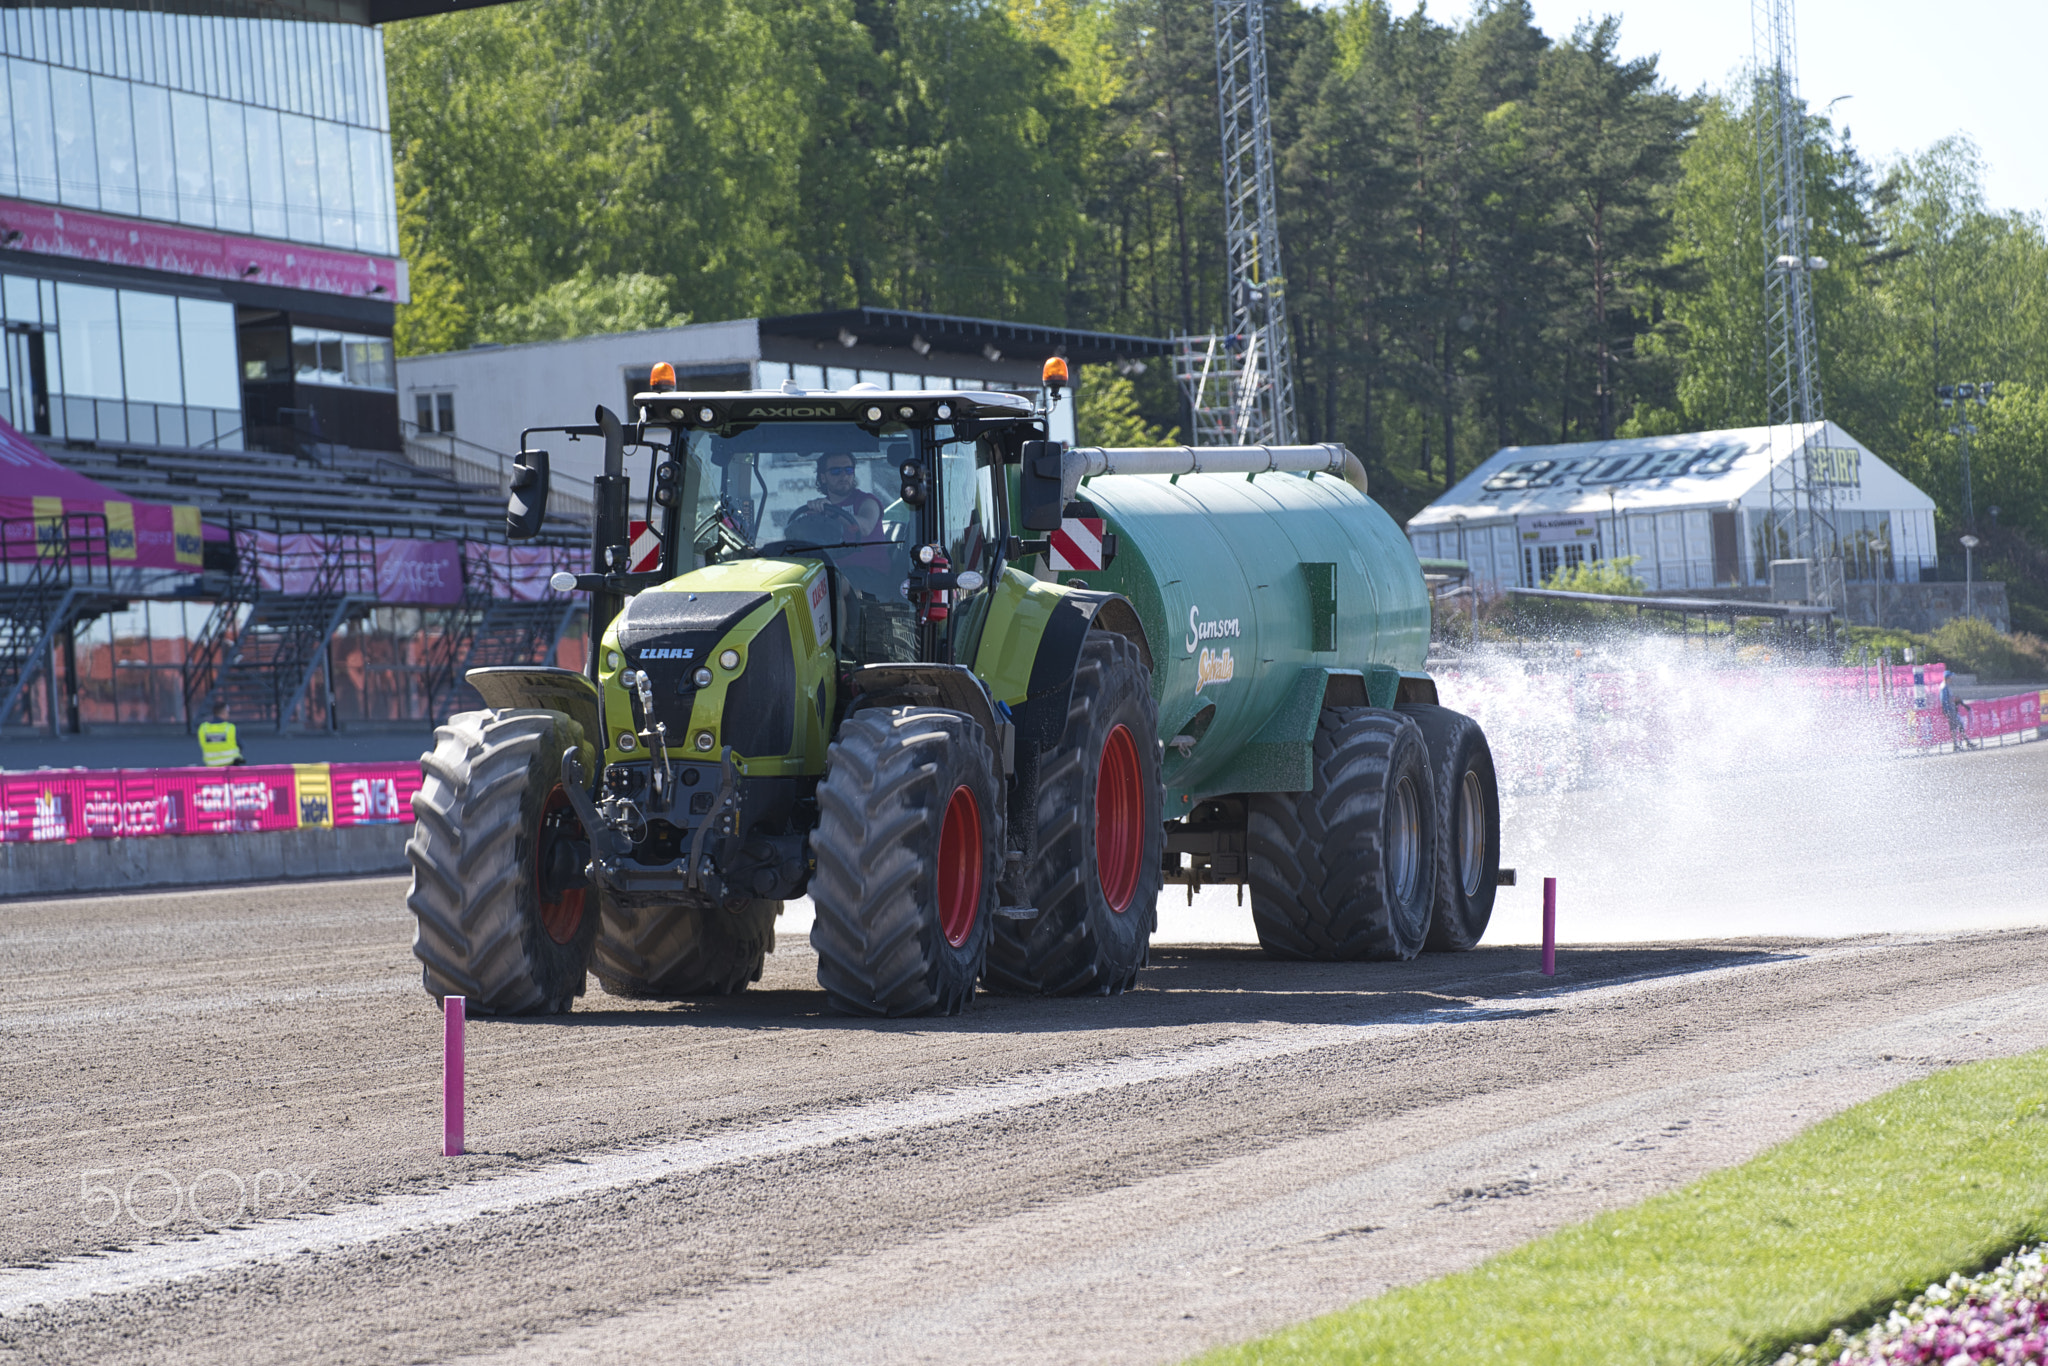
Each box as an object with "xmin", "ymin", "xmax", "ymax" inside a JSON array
[
  {"xmin": 1711, "ymin": 510, "xmax": 1739, "ymax": 585},
  {"xmin": 4, "ymin": 324, "xmax": 52, "ymax": 436}
]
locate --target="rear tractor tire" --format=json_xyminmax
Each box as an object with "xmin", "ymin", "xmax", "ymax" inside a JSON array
[
  {"xmin": 1247, "ymin": 708, "xmax": 1438, "ymax": 962},
  {"xmin": 809, "ymin": 707, "xmax": 1003, "ymax": 1017},
  {"xmin": 594, "ymin": 899, "xmax": 779, "ymax": 999},
  {"xmin": 984, "ymin": 631, "xmax": 1163, "ymax": 996},
  {"xmin": 407, "ymin": 708, "xmax": 600, "ymax": 1014},
  {"xmin": 1397, "ymin": 703, "xmax": 1500, "ymax": 952}
]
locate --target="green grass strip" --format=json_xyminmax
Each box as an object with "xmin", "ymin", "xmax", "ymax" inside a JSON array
[{"xmin": 1198, "ymin": 1049, "xmax": 2048, "ymax": 1366}]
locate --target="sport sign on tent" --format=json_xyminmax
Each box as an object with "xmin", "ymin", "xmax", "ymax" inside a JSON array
[{"xmin": 0, "ymin": 417, "xmax": 206, "ymax": 569}]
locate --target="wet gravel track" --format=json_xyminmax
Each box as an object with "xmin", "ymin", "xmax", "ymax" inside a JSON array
[{"xmin": 5, "ymin": 864, "xmax": 2048, "ymax": 1364}]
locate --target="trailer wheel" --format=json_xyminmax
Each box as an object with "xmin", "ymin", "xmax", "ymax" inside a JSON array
[
  {"xmin": 1397, "ymin": 703, "xmax": 1500, "ymax": 952},
  {"xmin": 809, "ymin": 707, "xmax": 1002, "ymax": 1017},
  {"xmin": 593, "ymin": 899, "xmax": 779, "ymax": 998},
  {"xmin": 1247, "ymin": 708, "xmax": 1437, "ymax": 962},
  {"xmin": 407, "ymin": 708, "xmax": 600, "ymax": 1014},
  {"xmin": 984, "ymin": 632, "xmax": 1163, "ymax": 996}
]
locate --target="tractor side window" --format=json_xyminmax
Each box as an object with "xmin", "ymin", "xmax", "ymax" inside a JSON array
[
  {"xmin": 937, "ymin": 435, "xmax": 1001, "ymax": 665},
  {"xmin": 937, "ymin": 436, "xmax": 997, "ymax": 585}
]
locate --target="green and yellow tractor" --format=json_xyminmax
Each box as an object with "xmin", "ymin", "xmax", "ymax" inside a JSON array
[{"xmin": 405, "ymin": 363, "xmax": 1501, "ymax": 1017}]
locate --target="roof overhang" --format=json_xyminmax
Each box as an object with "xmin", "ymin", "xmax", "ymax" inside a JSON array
[{"xmin": 760, "ymin": 308, "xmax": 1173, "ymax": 368}]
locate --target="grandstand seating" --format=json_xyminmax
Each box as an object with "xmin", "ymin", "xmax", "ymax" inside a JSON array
[{"xmin": 41, "ymin": 434, "xmax": 590, "ymax": 542}]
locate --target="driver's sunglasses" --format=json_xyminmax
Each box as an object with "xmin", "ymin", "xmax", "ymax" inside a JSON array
[{"xmin": 824, "ymin": 464, "xmax": 856, "ymax": 476}]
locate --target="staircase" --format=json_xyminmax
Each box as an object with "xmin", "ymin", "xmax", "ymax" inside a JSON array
[
  {"xmin": 199, "ymin": 534, "xmax": 375, "ymax": 730},
  {"xmin": 181, "ymin": 526, "xmax": 262, "ymax": 726},
  {"xmin": 0, "ymin": 514, "xmax": 111, "ymax": 729}
]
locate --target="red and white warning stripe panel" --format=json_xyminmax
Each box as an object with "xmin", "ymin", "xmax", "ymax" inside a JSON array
[
  {"xmin": 1047, "ymin": 517, "xmax": 1105, "ymax": 572},
  {"xmin": 628, "ymin": 520, "xmax": 662, "ymax": 574}
]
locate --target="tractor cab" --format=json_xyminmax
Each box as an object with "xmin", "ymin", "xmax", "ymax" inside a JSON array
[{"xmin": 637, "ymin": 383, "xmax": 1039, "ymax": 673}]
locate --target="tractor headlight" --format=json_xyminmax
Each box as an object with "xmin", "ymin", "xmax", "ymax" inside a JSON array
[
  {"xmin": 695, "ymin": 731, "xmax": 715, "ymax": 752},
  {"xmin": 719, "ymin": 648, "xmax": 741, "ymax": 670},
  {"xmin": 617, "ymin": 732, "xmax": 637, "ymax": 751},
  {"xmin": 693, "ymin": 667, "xmax": 713, "ymax": 688}
]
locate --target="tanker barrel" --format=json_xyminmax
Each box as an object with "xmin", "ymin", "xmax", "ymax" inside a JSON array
[{"xmin": 1059, "ymin": 443, "xmax": 1368, "ymax": 505}]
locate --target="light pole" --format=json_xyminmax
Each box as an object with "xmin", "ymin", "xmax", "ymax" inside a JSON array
[
  {"xmin": 1936, "ymin": 381, "xmax": 1997, "ymax": 534},
  {"xmin": 1960, "ymin": 534, "xmax": 1978, "ymax": 621},
  {"xmin": 1451, "ymin": 514, "xmax": 1475, "ymax": 644},
  {"xmin": 1870, "ymin": 538, "xmax": 1886, "ymax": 628}
]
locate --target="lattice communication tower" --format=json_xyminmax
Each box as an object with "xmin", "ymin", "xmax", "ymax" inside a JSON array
[
  {"xmin": 1754, "ymin": 0, "xmax": 1841, "ymax": 606},
  {"xmin": 1174, "ymin": 0, "xmax": 1297, "ymax": 447}
]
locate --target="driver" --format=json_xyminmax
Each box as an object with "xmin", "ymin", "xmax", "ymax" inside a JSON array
[{"xmin": 803, "ymin": 452, "xmax": 884, "ymax": 541}]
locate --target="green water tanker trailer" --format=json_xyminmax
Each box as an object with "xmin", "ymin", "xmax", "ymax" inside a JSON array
[{"xmin": 404, "ymin": 366, "xmax": 1502, "ymax": 1018}]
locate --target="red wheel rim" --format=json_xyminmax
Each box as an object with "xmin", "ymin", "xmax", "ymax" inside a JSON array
[
  {"xmin": 1095, "ymin": 724, "xmax": 1144, "ymax": 912},
  {"xmin": 936, "ymin": 784, "xmax": 983, "ymax": 948},
  {"xmin": 535, "ymin": 785, "xmax": 587, "ymax": 945}
]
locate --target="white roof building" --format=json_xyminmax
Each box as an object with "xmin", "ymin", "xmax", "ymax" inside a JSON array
[
  {"xmin": 395, "ymin": 308, "xmax": 1172, "ymax": 499},
  {"xmin": 1404, "ymin": 422, "xmax": 1940, "ymax": 595}
]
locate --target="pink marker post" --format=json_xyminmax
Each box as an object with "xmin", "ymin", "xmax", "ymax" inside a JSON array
[
  {"xmin": 1541, "ymin": 877, "xmax": 1557, "ymax": 977},
  {"xmin": 443, "ymin": 995, "xmax": 466, "ymax": 1157}
]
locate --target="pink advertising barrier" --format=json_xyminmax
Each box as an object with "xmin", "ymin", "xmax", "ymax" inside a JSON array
[
  {"xmin": 0, "ymin": 761, "xmax": 423, "ymax": 844},
  {"xmin": 240, "ymin": 534, "xmax": 577, "ymax": 605},
  {"xmin": 1904, "ymin": 690, "xmax": 2045, "ymax": 748}
]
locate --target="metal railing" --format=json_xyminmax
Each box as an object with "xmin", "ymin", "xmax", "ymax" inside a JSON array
[{"xmin": 398, "ymin": 421, "xmax": 596, "ymax": 524}]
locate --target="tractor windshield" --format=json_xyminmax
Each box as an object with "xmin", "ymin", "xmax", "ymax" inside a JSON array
[
  {"xmin": 683, "ymin": 420, "xmax": 920, "ymax": 664},
  {"xmin": 677, "ymin": 418, "xmax": 1005, "ymax": 670},
  {"xmin": 683, "ymin": 422, "xmax": 913, "ymax": 589}
]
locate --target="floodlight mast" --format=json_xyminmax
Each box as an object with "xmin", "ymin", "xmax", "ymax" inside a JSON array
[
  {"xmin": 1754, "ymin": 0, "xmax": 1841, "ymax": 608},
  {"xmin": 1174, "ymin": 0, "xmax": 1297, "ymax": 448}
]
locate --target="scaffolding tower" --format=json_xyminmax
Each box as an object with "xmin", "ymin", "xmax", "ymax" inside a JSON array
[
  {"xmin": 1175, "ymin": 0, "xmax": 1297, "ymax": 447},
  {"xmin": 1754, "ymin": 0, "xmax": 1842, "ymax": 607}
]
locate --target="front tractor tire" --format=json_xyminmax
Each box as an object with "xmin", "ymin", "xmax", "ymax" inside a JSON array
[
  {"xmin": 1247, "ymin": 708, "xmax": 1438, "ymax": 962},
  {"xmin": 984, "ymin": 631, "xmax": 1163, "ymax": 996},
  {"xmin": 809, "ymin": 707, "xmax": 1003, "ymax": 1017},
  {"xmin": 594, "ymin": 899, "xmax": 779, "ymax": 999},
  {"xmin": 407, "ymin": 709, "xmax": 600, "ymax": 1014},
  {"xmin": 1396, "ymin": 703, "xmax": 1501, "ymax": 952}
]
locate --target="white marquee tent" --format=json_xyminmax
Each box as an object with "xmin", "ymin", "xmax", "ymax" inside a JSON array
[{"xmin": 1404, "ymin": 422, "xmax": 1940, "ymax": 595}]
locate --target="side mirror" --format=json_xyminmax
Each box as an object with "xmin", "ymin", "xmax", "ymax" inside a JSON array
[
  {"xmin": 1018, "ymin": 439, "xmax": 1064, "ymax": 532},
  {"xmin": 507, "ymin": 449, "xmax": 550, "ymax": 540}
]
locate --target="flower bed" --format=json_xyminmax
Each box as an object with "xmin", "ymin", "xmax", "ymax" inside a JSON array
[{"xmin": 1777, "ymin": 1245, "xmax": 2047, "ymax": 1364}]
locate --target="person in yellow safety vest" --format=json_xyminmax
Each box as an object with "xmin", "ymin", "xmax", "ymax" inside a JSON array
[{"xmin": 198, "ymin": 705, "xmax": 244, "ymax": 767}]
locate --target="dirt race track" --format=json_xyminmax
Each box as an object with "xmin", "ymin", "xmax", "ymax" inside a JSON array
[{"xmin": 4, "ymin": 740, "xmax": 2048, "ymax": 1365}]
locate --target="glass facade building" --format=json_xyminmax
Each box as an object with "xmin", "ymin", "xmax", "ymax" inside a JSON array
[
  {"xmin": 0, "ymin": 7, "xmax": 402, "ymax": 455},
  {"xmin": 0, "ymin": 8, "xmax": 394, "ymax": 253}
]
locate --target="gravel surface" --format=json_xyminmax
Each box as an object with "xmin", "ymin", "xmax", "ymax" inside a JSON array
[{"xmin": 3, "ymin": 741, "xmax": 2045, "ymax": 1364}]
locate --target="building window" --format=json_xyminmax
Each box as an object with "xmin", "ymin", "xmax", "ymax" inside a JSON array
[
  {"xmin": 0, "ymin": 274, "xmax": 240, "ymax": 447},
  {"xmin": 292, "ymin": 327, "xmax": 393, "ymax": 390},
  {"xmin": 1524, "ymin": 545, "xmax": 1562, "ymax": 586},
  {"xmin": 0, "ymin": 23, "xmax": 398, "ymax": 254},
  {"xmin": 414, "ymin": 390, "xmax": 455, "ymax": 434}
]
